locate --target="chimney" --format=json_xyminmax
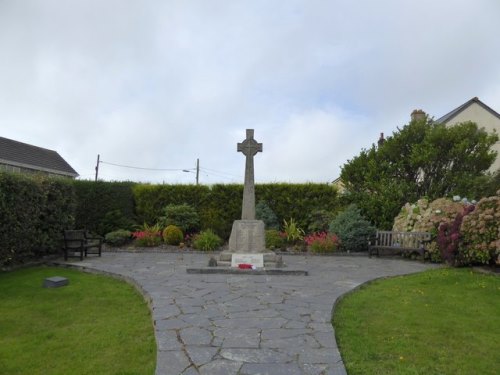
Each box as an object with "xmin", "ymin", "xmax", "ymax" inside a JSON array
[
  {"xmin": 411, "ymin": 109, "xmax": 426, "ymax": 122},
  {"xmin": 378, "ymin": 132, "xmax": 385, "ymax": 147}
]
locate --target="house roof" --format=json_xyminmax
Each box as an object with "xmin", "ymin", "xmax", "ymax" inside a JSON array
[
  {"xmin": 0, "ymin": 136, "xmax": 78, "ymax": 177},
  {"xmin": 436, "ymin": 96, "xmax": 500, "ymax": 124}
]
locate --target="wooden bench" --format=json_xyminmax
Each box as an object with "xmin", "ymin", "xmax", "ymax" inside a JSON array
[
  {"xmin": 369, "ymin": 230, "xmax": 431, "ymax": 259},
  {"xmin": 63, "ymin": 230, "xmax": 103, "ymax": 261}
]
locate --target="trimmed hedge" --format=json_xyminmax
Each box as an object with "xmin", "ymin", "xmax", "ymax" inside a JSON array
[
  {"xmin": 133, "ymin": 183, "xmax": 339, "ymax": 240},
  {"xmin": 73, "ymin": 180, "xmax": 136, "ymax": 235},
  {"xmin": 0, "ymin": 172, "xmax": 76, "ymax": 266}
]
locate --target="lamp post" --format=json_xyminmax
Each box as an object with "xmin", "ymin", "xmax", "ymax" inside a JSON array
[{"xmin": 183, "ymin": 158, "xmax": 199, "ymax": 185}]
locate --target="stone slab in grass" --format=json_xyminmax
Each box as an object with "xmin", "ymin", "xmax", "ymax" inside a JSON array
[{"xmin": 43, "ymin": 276, "xmax": 69, "ymax": 288}]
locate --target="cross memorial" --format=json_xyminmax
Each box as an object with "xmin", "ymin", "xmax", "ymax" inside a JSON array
[{"xmin": 237, "ymin": 129, "xmax": 262, "ymax": 220}]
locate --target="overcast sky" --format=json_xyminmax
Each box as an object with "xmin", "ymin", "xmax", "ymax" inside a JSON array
[{"xmin": 1, "ymin": 1, "xmax": 499, "ymax": 184}]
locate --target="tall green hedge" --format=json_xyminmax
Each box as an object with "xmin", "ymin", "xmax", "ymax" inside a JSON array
[
  {"xmin": 133, "ymin": 183, "xmax": 339, "ymax": 239},
  {"xmin": 73, "ymin": 180, "xmax": 136, "ymax": 235},
  {"xmin": 0, "ymin": 172, "xmax": 76, "ymax": 266}
]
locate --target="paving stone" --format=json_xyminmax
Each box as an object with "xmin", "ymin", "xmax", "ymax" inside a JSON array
[
  {"xmin": 198, "ymin": 359, "xmax": 242, "ymax": 375},
  {"xmin": 180, "ymin": 327, "xmax": 212, "ymax": 346},
  {"xmin": 220, "ymin": 348, "xmax": 293, "ymax": 363},
  {"xmin": 212, "ymin": 317, "xmax": 287, "ymax": 329},
  {"xmin": 156, "ymin": 329, "xmax": 182, "ymax": 351},
  {"xmin": 214, "ymin": 328, "xmax": 261, "ymax": 348},
  {"xmin": 181, "ymin": 366, "xmax": 200, "ymax": 375},
  {"xmin": 155, "ymin": 318, "xmax": 190, "ymax": 330},
  {"xmin": 185, "ymin": 346, "xmax": 219, "ymax": 367},
  {"xmin": 261, "ymin": 334, "xmax": 320, "ymax": 350},
  {"xmin": 155, "ymin": 350, "xmax": 191, "ymax": 375},
  {"xmin": 240, "ymin": 363, "xmax": 303, "ymax": 375},
  {"xmin": 260, "ymin": 328, "xmax": 311, "ymax": 340},
  {"xmin": 313, "ymin": 332, "xmax": 337, "ymax": 348}
]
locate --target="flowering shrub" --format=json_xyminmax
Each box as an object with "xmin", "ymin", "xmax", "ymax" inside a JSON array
[
  {"xmin": 304, "ymin": 232, "xmax": 340, "ymax": 253},
  {"xmin": 459, "ymin": 190, "xmax": 500, "ymax": 265},
  {"xmin": 437, "ymin": 205, "xmax": 475, "ymax": 264},
  {"xmin": 133, "ymin": 223, "xmax": 162, "ymax": 247},
  {"xmin": 393, "ymin": 197, "xmax": 469, "ymax": 261},
  {"xmin": 393, "ymin": 198, "xmax": 465, "ymax": 234}
]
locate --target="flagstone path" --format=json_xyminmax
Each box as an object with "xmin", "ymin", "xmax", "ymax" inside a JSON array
[{"xmin": 61, "ymin": 252, "xmax": 436, "ymax": 375}]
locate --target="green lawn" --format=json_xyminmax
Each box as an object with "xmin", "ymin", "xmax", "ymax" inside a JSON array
[
  {"xmin": 333, "ymin": 268, "xmax": 500, "ymax": 375},
  {"xmin": 0, "ymin": 267, "xmax": 156, "ymax": 375}
]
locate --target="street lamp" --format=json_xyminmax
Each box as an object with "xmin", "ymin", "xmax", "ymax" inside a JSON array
[{"xmin": 183, "ymin": 159, "xmax": 199, "ymax": 184}]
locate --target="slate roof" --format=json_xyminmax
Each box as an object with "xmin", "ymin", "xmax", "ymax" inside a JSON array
[
  {"xmin": 436, "ymin": 96, "xmax": 500, "ymax": 124},
  {"xmin": 0, "ymin": 136, "xmax": 78, "ymax": 177}
]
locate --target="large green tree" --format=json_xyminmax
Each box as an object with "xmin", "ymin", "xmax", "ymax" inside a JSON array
[{"xmin": 340, "ymin": 117, "xmax": 498, "ymax": 229}]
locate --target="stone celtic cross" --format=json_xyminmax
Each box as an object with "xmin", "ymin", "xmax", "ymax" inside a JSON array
[{"xmin": 237, "ymin": 129, "xmax": 262, "ymax": 220}]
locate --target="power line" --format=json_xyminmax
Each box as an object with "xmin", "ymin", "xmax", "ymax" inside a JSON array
[{"xmin": 100, "ymin": 160, "xmax": 185, "ymax": 171}]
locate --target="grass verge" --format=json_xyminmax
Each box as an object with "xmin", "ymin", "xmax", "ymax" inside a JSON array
[
  {"xmin": 333, "ymin": 268, "xmax": 500, "ymax": 375},
  {"xmin": 0, "ymin": 266, "xmax": 156, "ymax": 375}
]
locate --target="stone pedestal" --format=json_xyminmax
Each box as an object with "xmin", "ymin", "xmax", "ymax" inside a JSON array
[
  {"xmin": 228, "ymin": 220, "xmax": 266, "ymax": 253},
  {"xmin": 219, "ymin": 220, "xmax": 278, "ymax": 267}
]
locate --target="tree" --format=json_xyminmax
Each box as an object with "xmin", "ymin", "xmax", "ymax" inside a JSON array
[{"xmin": 340, "ymin": 117, "xmax": 498, "ymax": 229}]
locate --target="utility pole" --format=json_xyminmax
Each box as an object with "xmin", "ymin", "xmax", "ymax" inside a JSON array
[
  {"xmin": 95, "ymin": 154, "xmax": 100, "ymax": 181},
  {"xmin": 196, "ymin": 158, "xmax": 199, "ymax": 185}
]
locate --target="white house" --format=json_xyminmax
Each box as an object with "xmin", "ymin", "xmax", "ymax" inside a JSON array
[{"xmin": 435, "ymin": 97, "xmax": 500, "ymax": 172}]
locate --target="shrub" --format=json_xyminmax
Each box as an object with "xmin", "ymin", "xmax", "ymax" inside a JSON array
[
  {"xmin": 98, "ymin": 209, "xmax": 135, "ymax": 235},
  {"xmin": 307, "ymin": 209, "xmax": 334, "ymax": 233},
  {"xmin": 437, "ymin": 205, "xmax": 475, "ymax": 264},
  {"xmin": 459, "ymin": 190, "xmax": 500, "ymax": 265},
  {"xmin": 265, "ymin": 229, "xmax": 286, "ymax": 250},
  {"xmin": 282, "ymin": 218, "xmax": 305, "ymax": 244},
  {"xmin": 193, "ymin": 230, "xmax": 222, "ymax": 251},
  {"xmin": 162, "ymin": 225, "xmax": 184, "ymax": 246},
  {"xmin": 256, "ymin": 201, "xmax": 279, "ymax": 229},
  {"xmin": 132, "ymin": 223, "xmax": 162, "ymax": 247},
  {"xmin": 105, "ymin": 230, "xmax": 132, "ymax": 247},
  {"xmin": 157, "ymin": 204, "xmax": 200, "ymax": 234},
  {"xmin": 305, "ymin": 232, "xmax": 340, "ymax": 253},
  {"xmin": 329, "ymin": 205, "xmax": 375, "ymax": 252}
]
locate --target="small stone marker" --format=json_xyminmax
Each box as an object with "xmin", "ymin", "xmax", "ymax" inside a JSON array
[
  {"xmin": 43, "ymin": 276, "xmax": 69, "ymax": 288},
  {"xmin": 231, "ymin": 253, "xmax": 264, "ymax": 268}
]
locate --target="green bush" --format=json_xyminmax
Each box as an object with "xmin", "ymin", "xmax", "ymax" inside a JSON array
[
  {"xmin": 193, "ymin": 230, "xmax": 222, "ymax": 251},
  {"xmin": 307, "ymin": 209, "xmax": 334, "ymax": 233},
  {"xmin": 98, "ymin": 209, "xmax": 135, "ymax": 235},
  {"xmin": 459, "ymin": 190, "xmax": 500, "ymax": 265},
  {"xmin": 265, "ymin": 229, "xmax": 286, "ymax": 250},
  {"xmin": 105, "ymin": 230, "xmax": 132, "ymax": 247},
  {"xmin": 256, "ymin": 201, "xmax": 279, "ymax": 229},
  {"xmin": 158, "ymin": 203, "xmax": 200, "ymax": 234},
  {"xmin": 329, "ymin": 205, "xmax": 376, "ymax": 252},
  {"xmin": 162, "ymin": 225, "xmax": 184, "ymax": 246}
]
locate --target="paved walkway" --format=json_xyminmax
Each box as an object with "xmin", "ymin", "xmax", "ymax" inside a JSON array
[{"xmin": 64, "ymin": 253, "xmax": 436, "ymax": 375}]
